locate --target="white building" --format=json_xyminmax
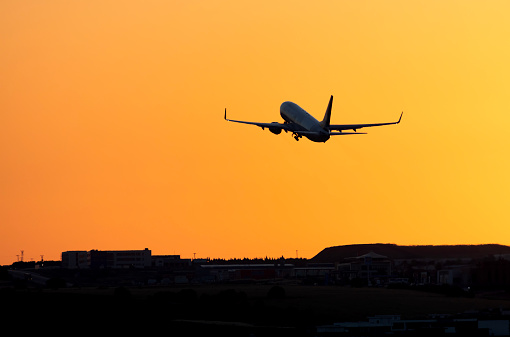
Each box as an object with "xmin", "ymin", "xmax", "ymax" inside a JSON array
[
  {"xmin": 342, "ymin": 251, "xmax": 393, "ymax": 282},
  {"xmin": 105, "ymin": 248, "xmax": 152, "ymax": 268},
  {"xmin": 62, "ymin": 249, "xmax": 152, "ymax": 269}
]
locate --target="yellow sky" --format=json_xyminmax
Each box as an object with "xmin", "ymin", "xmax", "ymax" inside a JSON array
[{"xmin": 1, "ymin": 1, "xmax": 509, "ymax": 265}]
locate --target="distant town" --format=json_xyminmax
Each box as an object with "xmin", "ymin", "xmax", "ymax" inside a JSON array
[
  {"xmin": 4, "ymin": 243, "xmax": 510, "ymax": 336},
  {"xmin": 5, "ymin": 243, "xmax": 510, "ymax": 289}
]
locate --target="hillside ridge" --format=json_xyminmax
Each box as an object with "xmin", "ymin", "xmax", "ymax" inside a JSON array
[{"xmin": 311, "ymin": 243, "xmax": 510, "ymax": 262}]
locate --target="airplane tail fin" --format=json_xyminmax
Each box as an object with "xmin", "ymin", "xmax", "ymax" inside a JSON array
[{"xmin": 320, "ymin": 95, "xmax": 333, "ymax": 129}]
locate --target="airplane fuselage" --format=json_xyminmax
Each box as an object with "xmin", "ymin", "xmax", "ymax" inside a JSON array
[
  {"xmin": 225, "ymin": 95, "xmax": 401, "ymax": 142},
  {"xmin": 280, "ymin": 101, "xmax": 330, "ymax": 142}
]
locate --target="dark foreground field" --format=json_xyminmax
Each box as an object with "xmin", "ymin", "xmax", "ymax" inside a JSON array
[{"xmin": 3, "ymin": 284, "xmax": 510, "ymax": 335}]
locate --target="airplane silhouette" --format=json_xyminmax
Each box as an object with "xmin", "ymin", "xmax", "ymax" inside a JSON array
[{"xmin": 225, "ymin": 95, "xmax": 402, "ymax": 142}]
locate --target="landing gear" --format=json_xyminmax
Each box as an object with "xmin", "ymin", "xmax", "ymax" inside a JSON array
[{"xmin": 293, "ymin": 133, "xmax": 301, "ymax": 141}]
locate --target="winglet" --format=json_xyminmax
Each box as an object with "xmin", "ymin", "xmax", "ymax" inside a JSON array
[
  {"xmin": 397, "ymin": 111, "xmax": 403, "ymax": 124},
  {"xmin": 224, "ymin": 108, "xmax": 227, "ymax": 120}
]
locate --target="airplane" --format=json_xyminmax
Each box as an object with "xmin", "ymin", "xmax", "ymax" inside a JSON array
[{"xmin": 224, "ymin": 95, "xmax": 402, "ymax": 142}]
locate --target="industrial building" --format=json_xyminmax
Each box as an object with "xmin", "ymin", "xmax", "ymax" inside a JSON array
[
  {"xmin": 61, "ymin": 251, "xmax": 88, "ymax": 269},
  {"xmin": 62, "ymin": 248, "xmax": 152, "ymax": 269}
]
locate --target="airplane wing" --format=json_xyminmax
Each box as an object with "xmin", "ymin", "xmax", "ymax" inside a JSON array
[
  {"xmin": 224, "ymin": 109, "xmax": 293, "ymax": 132},
  {"xmin": 329, "ymin": 132, "xmax": 367, "ymax": 135},
  {"xmin": 329, "ymin": 112, "xmax": 403, "ymax": 132}
]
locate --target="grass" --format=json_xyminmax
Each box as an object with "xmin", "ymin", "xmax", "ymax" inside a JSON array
[
  {"xmin": 5, "ymin": 283, "xmax": 510, "ymax": 336},
  {"xmin": 44, "ymin": 284, "xmax": 510, "ymax": 323}
]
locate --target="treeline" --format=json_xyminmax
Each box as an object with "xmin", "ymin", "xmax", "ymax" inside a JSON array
[{"xmin": 207, "ymin": 257, "xmax": 308, "ymax": 265}]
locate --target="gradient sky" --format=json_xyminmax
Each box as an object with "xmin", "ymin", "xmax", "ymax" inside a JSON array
[{"xmin": 1, "ymin": 1, "xmax": 509, "ymax": 265}]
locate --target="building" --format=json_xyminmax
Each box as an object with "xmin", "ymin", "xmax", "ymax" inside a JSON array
[
  {"xmin": 101, "ymin": 248, "xmax": 152, "ymax": 269},
  {"xmin": 61, "ymin": 251, "xmax": 88, "ymax": 269},
  {"xmin": 62, "ymin": 249, "xmax": 152, "ymax": 269},
  {"xmin": 472, "ymin": 258, "xmax": 510, "ymax": 288},
  {"xmin": 152, "ymin": 255, "xmax": 191, "ymax": 269},
  {"xmin": 198, "ymin": 264, "xmax": 294, "ymax": 282},
  {"xmin": 335, "ymin": 251, "xmax": 393, "ymax": 285},
  {"xmin": 294, "ymin": 263, "xmax": 336, "ymax": 285},
  {"xmin": 317, "ymin": 314, "xmax": 510, "ymax": 336},
  {"xmin": 437, "ymin": 265, "xmax": 472, "ymax": 287},
  {"xmin": 88, "ymin": 250, "xmax": 108, "ymax": 269}
]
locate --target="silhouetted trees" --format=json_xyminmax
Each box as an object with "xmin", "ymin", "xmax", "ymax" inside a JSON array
[{"xmin": 208, "ymin": 257, "xmax": 308, "ymax": 266}]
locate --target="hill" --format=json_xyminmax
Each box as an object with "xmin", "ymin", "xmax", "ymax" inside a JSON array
[{"xmin": 311, "ymin": 244, "xmax": 510, "ymax": 263}]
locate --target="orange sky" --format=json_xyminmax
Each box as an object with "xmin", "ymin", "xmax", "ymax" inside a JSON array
[{"xmin": 1, "ymin": 1, "xmax": 510, "ymax": 265}]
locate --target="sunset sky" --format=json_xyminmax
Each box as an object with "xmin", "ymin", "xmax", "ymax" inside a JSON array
[{"xmin": 1, "ymin": 1, "xmax": 509, "ymax": 265}]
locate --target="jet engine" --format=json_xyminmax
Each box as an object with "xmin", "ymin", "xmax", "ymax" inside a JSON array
[{"xmin": 269, "ymin": 122, "xmax": 282, "ymax": 135}]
